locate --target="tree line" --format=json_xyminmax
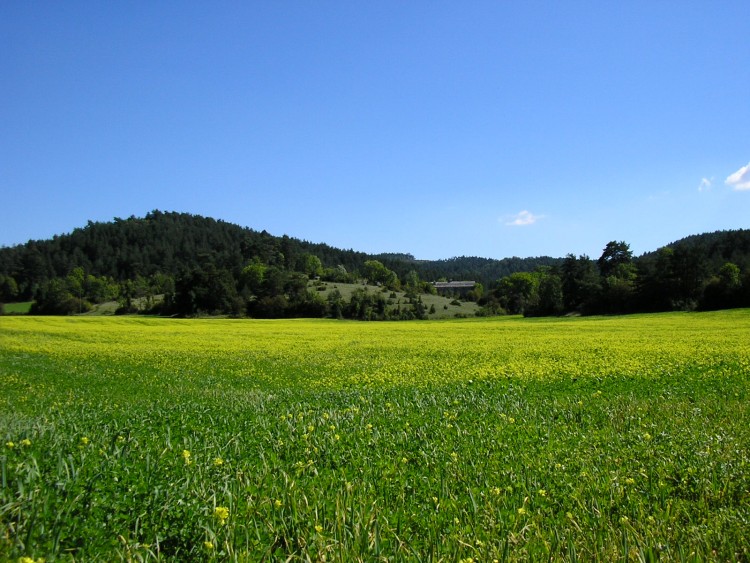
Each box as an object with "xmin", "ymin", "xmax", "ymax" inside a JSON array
[
  {"xmin": 1, "ymin": 211, "xmax": 748, "ymax": 318},
  {"xmin": 480, "ymin": 238, "xmax": 750, "ymax": 316}
]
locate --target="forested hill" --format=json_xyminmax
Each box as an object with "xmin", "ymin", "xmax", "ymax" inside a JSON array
[
  {"xmin": 1, "ymin": 211, "xmax": 748, "ymax": 318},
  {"xmin": 0, "ymin": 211, "xmax": 370, "ymax": 285},
  {"xmin": 0, "ymin": 210, "xmax": 557, "ymax": 299},
  {"xmin": 643, "ymin": 229, "xmax": 750, "ymax": 272}
]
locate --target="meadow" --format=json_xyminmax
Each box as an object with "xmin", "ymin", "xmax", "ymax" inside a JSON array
[
  {"xmin": 1, "ymin": 311, "xmax": 749, "ymax": 561},
  {"xmin": 0, "ymin": 302, "xmax": 33, "ymax": 315}
]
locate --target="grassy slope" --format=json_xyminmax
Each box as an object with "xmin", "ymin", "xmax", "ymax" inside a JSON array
[
  {"xmin": 311, "ymin": 280, "xmax": 479, "ymax": 319},
  {"xmin": 1, "ymin": 301, "xmax": 33, "ymax": 314}
]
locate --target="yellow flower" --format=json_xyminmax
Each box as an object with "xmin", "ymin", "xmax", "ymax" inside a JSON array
[
  {"xmin": 538, "ymin": 489, "xmax": 547, "ymax": 497},
  {"xmin": 625, "ymin": 477, "xmax": 635, "ymax": 485},
  {"xmin": 517, "ymin": 507, "xmax": 526, "ymax": 515},
  {"xmin": 214, "ymin": 506, "xmax": 229, "ymax": 525},
  {"xmin": 274, "ymin": 499, "xmax": 283, "ymax": 508},
  {"xmin": 20, "ymin": 438, "xmax": 31, "ymax": 447},
  {"xmin": 315, "ymin": 524, "xmax": 323, "ymax": 533},
  {"xmin": 181, "ymin": 450, "xmax": 192, "ymax": 465},
  {"xmin": 213, "ymin": 457, "xmax": 224, "ymax": 466},
  {"xmin": 203, "ymin": 541, "xmax": 214, "ymax": 550},
  {"xmin": 80, "ymin": 437, "xmax": 90, "ymax": 446},
  {"xmin": 5, "ymin": 441, "xmax": 14, "ymax": 449}
]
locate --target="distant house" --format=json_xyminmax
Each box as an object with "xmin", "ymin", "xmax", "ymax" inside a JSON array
[{"xmin": 433, "ymin": 281, "xmax": 476, "ymax": 296}]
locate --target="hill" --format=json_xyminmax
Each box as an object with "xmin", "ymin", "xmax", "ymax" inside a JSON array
[
  {"xmin": 0, "ymin": 211, "xmax": 748, "ymax": 317},
  {"xmin": 0, "ymin": 210, "xmax": 557, "ymax": 300},
  {"xmin": 641, "ymin": 229, "xmax": 750, "ymax": 271}
]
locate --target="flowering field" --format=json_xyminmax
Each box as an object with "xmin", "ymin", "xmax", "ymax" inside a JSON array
[{"xmin": 1, "ymin": 311, "xmax": 749, "ymax": 561}]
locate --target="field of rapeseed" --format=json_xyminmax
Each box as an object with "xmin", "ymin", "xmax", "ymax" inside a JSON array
[{"xmin": 1, "ymin": 311, "xmax": 749, "ymax": 561}]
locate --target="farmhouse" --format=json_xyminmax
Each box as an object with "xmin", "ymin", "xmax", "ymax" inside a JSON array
[{"xmin": 432, "ymin": 280, "xmax": 476, "ymax": 296}]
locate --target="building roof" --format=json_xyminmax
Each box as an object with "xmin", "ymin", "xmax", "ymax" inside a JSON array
[{"xmin": 432, "ymin": 281, "xmax": 476, "ymax": 289}]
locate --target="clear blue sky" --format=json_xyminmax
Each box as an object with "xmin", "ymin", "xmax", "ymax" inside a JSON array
[{"xmin": 2, "ymin": 1, "xmax": 749, "ymax": 260}]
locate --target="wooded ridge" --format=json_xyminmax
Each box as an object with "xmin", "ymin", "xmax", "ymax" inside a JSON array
[{"xmin": 0, "ymin": 210, "xmax": 748, "ymax": 318}]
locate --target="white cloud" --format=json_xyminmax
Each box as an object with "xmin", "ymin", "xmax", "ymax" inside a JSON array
[
  {"xmin": 698, "ymin": 177, "xmax": 712, "ymax": 192},
  {"xmin": 725, "ymin": 162, "xmax": 750, "ymax": 191},
  {"xmin": 504, "ymin": 210, "xmax": 544, "ymax": 226}
]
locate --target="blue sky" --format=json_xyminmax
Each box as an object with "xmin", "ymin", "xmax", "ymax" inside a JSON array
[{"xmin": 2, "ymin": 2, "xmax": 749, "ymax": 260}]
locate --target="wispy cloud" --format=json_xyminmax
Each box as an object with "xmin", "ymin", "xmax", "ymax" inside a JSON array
[
  {"xmin": 725, "ymin": 162, "xmax": 750, "ymax": 191},
  {"xmin": 504, "ymin": 210, "xmax": 544, "ymax": 226},
  {"xmin": 698, "ymin": 177, "xmax": 713, "ymax": 192}
]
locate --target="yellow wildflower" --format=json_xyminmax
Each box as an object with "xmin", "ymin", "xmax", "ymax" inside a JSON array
[
  {"xmin": 214, "ymin": 506, "xmax": 229, "ymax": 525},
  {"xmin": 204, "ymin": 541, "xmax": 214, "ymax": 550},
  {"xmin": 181, "ymin": 450, "xmax": 192, "ymax": 465},
  {"xmin": 5, "ymin": 441, "xmax": 14, "ymax": 449},
  {"xmin": 20, "ymin": 438, "xmax": 31, "ymax": 447},
  {"xmin": 213, "ymin": 457, "xmax": 224, "ymax": 466}
]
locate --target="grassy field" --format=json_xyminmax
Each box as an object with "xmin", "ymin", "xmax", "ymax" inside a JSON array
[
  {"xmin": 310, "ymin": 281, "xmax": 480, "ymax": 319},
  {"xmin": 1, "ymin": 312, "xmax": 749, "ymax": 561},
  {"xmin": 1, "ymin": 301, "xmax": 33, "ymax": 314}
]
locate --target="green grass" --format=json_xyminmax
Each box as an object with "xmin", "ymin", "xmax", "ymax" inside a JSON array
[
  {"xmin": 1, "ymin": 312, "xmax": 749, "ymax": 561},
  {"xmin": 1, "ymin": 301, "xmax": 33, "ymax": 314},
  {"xmin": 310, "ymin": 280, "xmax": 479, "ymax": 318}
]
